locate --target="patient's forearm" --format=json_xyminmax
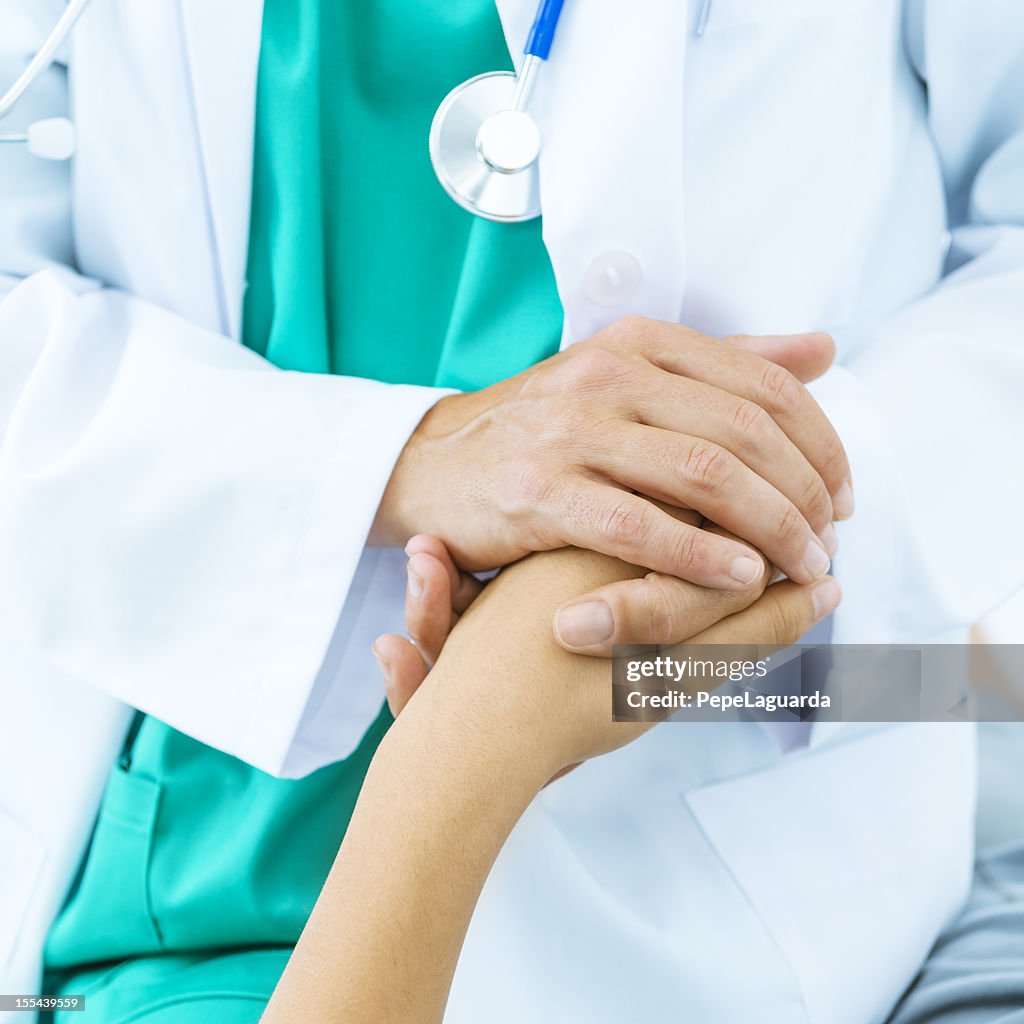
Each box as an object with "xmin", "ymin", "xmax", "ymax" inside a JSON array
[
  {"xmin": 262, "ymin": 549, "xmax": 645, "ymax": 1024},
  {"xmin": 263, "ymin": 540, "xmax": 829, "ymax": 1024}
]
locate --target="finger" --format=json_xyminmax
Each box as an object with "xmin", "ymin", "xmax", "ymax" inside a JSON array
[
  {"xmin": 688, "ymin": 576, "xmax": 842, "ymax": 649},
  {"xmin": 405, "ymin": 533, "xmax": 484, "ymax": 613},
  {"xmin": 555, "ymin": 567, "xmax": 768, "ymax": 654},
  {"xmin": 633, "ymin": 370, "xmax": 834, "ymax": 534},
  {"xmin": 554, "ymin": 522, "xmax": 773, "ymax": 654},
  {"xmin": 546, "ymin": 479, "xmax": 766, "ymax": 590},
  {"xmin": 406, "ymin": 552, "xmax": 458, "ymax": 665},
  {"xmin": 373, "ymin": 634, "xmax": 429, "ymax": 717},
  {"xmin": 592, "ymin": 425, "xmax": 833, "ymax": 584},
  {"xmin": 727, "ymin": 332, "xmax": 835, "ymax": 385},
  {"xmin": 631, "ymin": 325, "xmax": 853, "ymax": 517}
]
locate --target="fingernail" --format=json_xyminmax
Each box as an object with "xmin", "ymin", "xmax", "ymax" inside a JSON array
[
  {"xmin": 818, "ymin": 522, "xmax": 838, "ymax": 558},
  {"xmin": 407, "ymin": 569, "xmax": 424, "ymax": 598},
  {"xmin": 803, "ymin": 539, "xmax": 831, "ymax": 580},
  {"xmin": 729, "ymin": 555, "xmax": 762, "ymax": 585},
  {"xmin": 833, "ymin": 480, "xmax": 855, "ymax": 520},
  {"xmin": 555, "ymin": 600, "xmax": 614, "ymax": 648},
  {"xmin": 371, "ymin": 642, "xmax": 391, "ymax": 680},
  {"xmin": 811, "ymin": 578, "xmax": 842, "ymax": 622}
]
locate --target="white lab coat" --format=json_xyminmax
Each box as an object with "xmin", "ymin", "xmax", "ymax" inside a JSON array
[{"xmin": 0, "ymin": 0, "xmax": 1020, "ymax": 1020}]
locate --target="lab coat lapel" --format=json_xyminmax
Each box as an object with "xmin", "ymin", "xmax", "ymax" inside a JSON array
[
  {"xmin": 177, "ymin": 0, "xmax": 265, "ymax": 340},
  {"xmin": 492, "ymin": 0, "xmax": 690, "ymax": 346}
]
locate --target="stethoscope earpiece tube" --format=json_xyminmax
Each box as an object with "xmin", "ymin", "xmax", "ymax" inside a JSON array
[
  {"xmin": 0, "ymin": 0, "xmax": 91, "ymax": 162},
  {"xmin": 0, "ymin": 0, "xmax": 93, "ymax": 122}
]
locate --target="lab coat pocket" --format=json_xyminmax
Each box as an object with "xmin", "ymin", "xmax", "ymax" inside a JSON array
[
  {"xmin": 684, "ymin": 724, "xmax": 976, "ymax": 1024},
  {"xmin": 0, "ymin": 804, "xmax": 46, "ymax": 978}
]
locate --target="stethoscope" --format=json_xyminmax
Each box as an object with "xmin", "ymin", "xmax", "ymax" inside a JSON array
[
  {"xmin": 0, "ymin": 0, "xmax": 90, "ymax": 161},
  {"xmin": 2, "ymin": 0, "xmax": 714, "ymax": 219},
  {"xmin": 430, "ymin": 0, "xmax": 714, "ymax": 223},
  {"xmin": 429, "ymin": 0, "xmax": 566, "ymax": 224}
]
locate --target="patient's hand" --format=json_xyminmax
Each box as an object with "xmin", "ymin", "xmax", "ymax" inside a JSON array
[
  {"xmin": 373, "ymin": 535, "xmax": 484, "ymax": 716},
  {"xmin": 376, "ymin": 528, "xmax": 839, "ymax": 753},
  {"xmin": 373, "ymin": 528, "xmax": 788, "ymax": 717},
  {"xmin": 268, "ymin": 532, "xmax": 840, "ymax": 1024}
]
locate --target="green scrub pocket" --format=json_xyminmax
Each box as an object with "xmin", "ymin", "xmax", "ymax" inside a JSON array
[{"xmin": 46, "ymin": 766, "xmax": 165, "ymax": 964}]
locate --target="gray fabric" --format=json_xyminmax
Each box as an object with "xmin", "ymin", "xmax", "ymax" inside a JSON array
[
  {"xmin": 888, "ymin": 725, "xmax": 1024, "ymax": 1023},
  {"xmin": 887, "ymin": 843, "xmax": 1024, "ymax": 1024}
]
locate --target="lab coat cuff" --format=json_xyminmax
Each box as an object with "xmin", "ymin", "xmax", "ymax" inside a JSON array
[{"xmin": 237, "ymin": 379, "xmax": 457, "ymax": 777}]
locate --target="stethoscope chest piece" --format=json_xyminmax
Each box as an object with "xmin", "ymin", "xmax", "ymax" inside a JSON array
[{"xmin": 429, "ymin": 71, "xmax": 541, "ymax": 223}]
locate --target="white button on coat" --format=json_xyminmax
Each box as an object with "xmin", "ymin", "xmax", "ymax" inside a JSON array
[{"xmin": 583, "ymin": 251, "xmax": 643, "ymax": 306}]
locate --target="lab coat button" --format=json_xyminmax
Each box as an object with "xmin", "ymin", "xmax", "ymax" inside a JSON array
[{"xmin": 583, "ymin": 252, "xmax": 642, "ymax": 306}]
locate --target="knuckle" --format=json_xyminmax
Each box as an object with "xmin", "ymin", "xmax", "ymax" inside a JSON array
[
  {"xmin": 644, "ymin": 574, "xmax": 690, "ymax": 642},
  {"xmin": 681, "ymin": 441, "xmax": 733, "ymax": 493},
  {"xmin": 765, "ymin": 595, "xmax": 802, "ymax": 643},
  {"xmin": 799, "ymin": 475, "xmax": 833, "ymax": 526},
  {"xmin": 818, "ymin": 433, "xmax": 849, "ymax": 481},
  {"xmin": 606, "ymin": 314, "xmax": 654, "ymax": 347},
  {"xmin": 599, "ymin": 498, "xmax": 651, "ymax": 550},
  {"xmin": 606, "ymin": 581, "xmax": 671, "ymax": 643},
  {"xmin": 644, "ymin": 600, "xmax": 676, "ymax": 646},
  {"xmin": 773, "ymin": 501, "xmax": 806, "ymax": 546},
  {"xmin": 731, "ymin": 399, "xmax": 774, "ymax": 450},
  {"xmin": 757, "ymin": 362, "xmax": 802, "ymax": 412},
  {"xmin": 507, "ymin": 462, "xmax": 561, "ymax": 516},
  {"xmin": 559, "ymin": 344, "xmax": 634, "ymax": 392},
  {"xmin": 670, "ymin": 525, "xmax": 704, "ymax": 574},
  {"xmin": 605, "ymin": 315, "xmax": 677, "ymax": 359}
]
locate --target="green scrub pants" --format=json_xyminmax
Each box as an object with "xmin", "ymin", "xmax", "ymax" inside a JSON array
[{"xmin": 45, "ymin": 712, "xmax": 390, "ymax": 1024}]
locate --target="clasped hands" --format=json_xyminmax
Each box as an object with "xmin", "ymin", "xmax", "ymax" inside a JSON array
[
  {"xmin": 373, "ymin": 315, "xmax": 852, "ymax": 654},
  {"xmin": 260, "ymin": 323, "xmax": 853, "ymax": 1023},
  {"xmin": 370, "ymin": 317, "xmax": 850, "ymax": 769}
]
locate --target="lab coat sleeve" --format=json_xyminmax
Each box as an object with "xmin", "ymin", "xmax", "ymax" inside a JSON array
[
  {"xmin": 815, "ymin": 0, "xmax": 1024, "ymax": 644},
  {"xmin": 0, "ymin": 9, "xmax": 450, "ymax": 777}
]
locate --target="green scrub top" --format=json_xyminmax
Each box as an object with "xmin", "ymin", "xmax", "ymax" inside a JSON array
[{"xmin": 43, "ymin": 2, "xmax": 562, "ymax": 1021}]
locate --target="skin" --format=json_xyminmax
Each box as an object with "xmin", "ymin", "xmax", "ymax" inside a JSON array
[
  {"xmin": 371, "ymin": 317, "xmax": 852, "ymax": 652},
  {"xmin": 262, "ymin": 537, "xmax": 840, "ymax": 1024}
]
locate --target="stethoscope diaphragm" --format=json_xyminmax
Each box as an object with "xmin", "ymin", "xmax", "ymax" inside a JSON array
[{"xmin": 429, "ymin": 70, "xmax": 543, "ymax": 223}]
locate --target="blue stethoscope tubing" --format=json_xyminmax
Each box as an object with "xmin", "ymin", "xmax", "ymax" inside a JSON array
[{"xmin": 524, "ymin": 0, "xmax": 566, "ymax": 60}]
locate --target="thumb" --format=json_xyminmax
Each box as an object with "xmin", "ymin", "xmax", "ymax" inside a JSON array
[
  {"xmin": 728, "ymin": 331, "xmax": 835, "ymax": 384},
  {"xmin": 373, "ymin": 634, "xmax": 429, "ymax": 718}
]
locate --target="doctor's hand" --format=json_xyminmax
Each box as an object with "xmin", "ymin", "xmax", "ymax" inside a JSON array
[{"xmin": 373, "ymin": 318, "xmax": 852, "ymax": 600}]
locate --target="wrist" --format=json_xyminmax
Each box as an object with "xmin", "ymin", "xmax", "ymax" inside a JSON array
[
  {"xmin": 372, "ymin": 390, "xmax": 492, "ymax": 548},
  {"xmin": 405, "ymin": 654, "xmax": 564, "ymax": 793},
  {"xmin": 370, "ymin": 403, "xmax": 443, "ymax": 548}
]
